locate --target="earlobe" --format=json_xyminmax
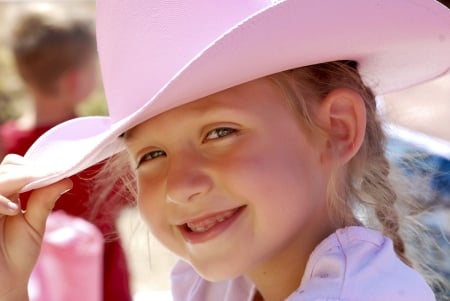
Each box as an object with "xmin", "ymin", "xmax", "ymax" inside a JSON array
[{"xmin": 316, "ymin": 88, "xmax": 366, "ymax": 164}]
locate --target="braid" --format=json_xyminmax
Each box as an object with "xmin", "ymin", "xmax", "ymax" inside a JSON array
[
  {"xmin": 357, "ymin": 92, "xmax": 411, "ymax": 264},
  {"xmin": 360, "ymin": 147, "xmax": 410, "ymax": 265},
  {"xmin": 275, "ymin": 61, "xmax": 448, "ymax": 296},
  {"xmin": 271, "ymin": 61, "xmax": 410, "ymax": 264}
]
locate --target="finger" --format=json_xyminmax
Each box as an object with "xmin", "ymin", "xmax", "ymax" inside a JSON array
[
  {"xmin": 0, "ymin": 161, "xmax": 49, "ymax": 197},
  {"xmin": 0, "ymin": 154, "xmax": 28, "ymax": 165},
  {"xmin": 24, "ymin": 178, "xmax": 73, "ymax": 236},
  {"xmin": 0, "ymin": 194, "xmax": 20, "ymax": 215},
  {"xmin": 0, "ymin": 169, "xmax": 33, "ymax": 197}
]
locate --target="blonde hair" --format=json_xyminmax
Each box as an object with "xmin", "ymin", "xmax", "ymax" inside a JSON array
[
  {"xmin": 270, "ymin": 62, "xmax": 407, "ymax": 253},
  {"xmin": 270, "ymin": 61, "xmax": 447, "ymax": 298},
  {"xmin": 11, "ymin": 5, "xmax": 96, "ymax": 94},
  {"xmin": 94, "ymin": 61, "xmax": 447, "ymax": 297}
]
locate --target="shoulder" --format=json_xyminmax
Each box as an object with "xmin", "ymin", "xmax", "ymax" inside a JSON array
[
  {"xmin": 0, "ymin": 121, "xmax": 53, "ymax": 156},
  {"xmin": 289, "ymin": 226, "xmax": 435, "ymax": 301},
  {"xmin": 170, "ymin": 260, "xmax": 254, "ymax": 301},
  {"xmin": 168, "ymin": 228, "xmax": 436, "ymax": 301}
]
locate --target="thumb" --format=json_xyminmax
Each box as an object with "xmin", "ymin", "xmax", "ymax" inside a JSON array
[{"xmin": 24, "ymin": 179, "xmax": 73, "ymax": 236}]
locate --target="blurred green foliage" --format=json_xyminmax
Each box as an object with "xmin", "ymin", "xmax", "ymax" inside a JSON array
[{"xmin": 0, "ymin": 47, "xmax": 24, "ymax": 122}]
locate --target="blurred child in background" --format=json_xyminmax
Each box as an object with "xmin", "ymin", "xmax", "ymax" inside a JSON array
[{"xmin": 0, "ymin": 5, "xmax": 131, "ymax": 301}]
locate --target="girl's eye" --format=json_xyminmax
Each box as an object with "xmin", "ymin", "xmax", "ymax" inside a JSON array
[
  {"xmin": 137, "ymin": 150, "xmax": 166, "ymax": 167},
  {"xmin": 205, "ymin": 127, "xmax": 236, "ymax": 141}
]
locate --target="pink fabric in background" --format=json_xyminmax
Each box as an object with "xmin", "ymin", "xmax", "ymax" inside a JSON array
[{"xmin": 29, "ymin": 211, "xmax": 104, "ymax": 301}]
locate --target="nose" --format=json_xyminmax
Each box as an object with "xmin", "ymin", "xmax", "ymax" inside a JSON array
[{"xmin": 165, "ymin": 150, "xmax": 213, "ymax": 204}]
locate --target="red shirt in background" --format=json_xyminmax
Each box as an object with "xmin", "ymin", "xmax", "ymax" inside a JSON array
[{"xmin": 0, "ymin": 120, "xmax": 132, "ymax": 301}]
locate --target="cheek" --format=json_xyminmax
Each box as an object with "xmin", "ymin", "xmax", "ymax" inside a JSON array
[
  {"xmin": 136, "ymin": 177, "xmax": 166, "ymax": 233},
  {"xmin": 136, "ymin": 182, "xmax": 188, "ymax": 258},
  {"xmin": 220, "ymin": 139, "xmax": 328, "ymax": 211}
]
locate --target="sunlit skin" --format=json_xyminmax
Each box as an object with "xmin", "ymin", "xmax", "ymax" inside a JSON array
[{"xmin": 125, "ymin": 78, "xmax": 339, "ymax": 300}]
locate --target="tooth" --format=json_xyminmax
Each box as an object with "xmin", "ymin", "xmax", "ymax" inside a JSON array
[{"xmin": 186, "ymin": 209, "xmax": 237, "ymax": 233}]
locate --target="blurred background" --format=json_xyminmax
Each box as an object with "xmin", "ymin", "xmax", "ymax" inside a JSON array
[
  {"xmin": 0, "ymin": 1, "xmax": 448, "ymax": 301},
  {"xmin": 0, "ymin": 1, "xmax": 176, "ymax": 300},
  {"xmin": 0, "ymin": 0, "xmax": 107, "ymax": 122}
]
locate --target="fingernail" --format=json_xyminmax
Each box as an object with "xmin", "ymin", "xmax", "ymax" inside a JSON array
[
  {"xmin": 59, "ymin": 188, "xmax": 72, "ymax": 196},
  {"xmin": 7, "ymin": 201, "xmax": 19, "ymax": 212}
]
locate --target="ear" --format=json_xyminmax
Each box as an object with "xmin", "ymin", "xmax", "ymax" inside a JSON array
[{"xmin": 316, "ymin": 88, "xmax": 366, "ymax": 165}]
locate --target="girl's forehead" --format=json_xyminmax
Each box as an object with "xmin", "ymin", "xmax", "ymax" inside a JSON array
[
  {"xmin": 123, "ymin": 77, "xmax": 282, "ymax": 140},
  {"xmin": 123, "ymin": 94, "xmax": 241, "ymax": 142}
]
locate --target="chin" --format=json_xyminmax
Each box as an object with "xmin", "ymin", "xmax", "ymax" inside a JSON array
[{"xmin": 192, "ymin": 262, "xmax": 245, "ymax": 282}]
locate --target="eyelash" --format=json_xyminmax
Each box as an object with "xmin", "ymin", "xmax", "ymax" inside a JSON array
[
  {"xmin": 204, "ymin": 127, "xmax": 237, "ymax": 141},
  {"xmin": 137, "ymin": 150, "xmax": 166, "ymax": 168},
  {"xmin": 136, "ymin": 127, "xmax": 237, "ymax": 168}
]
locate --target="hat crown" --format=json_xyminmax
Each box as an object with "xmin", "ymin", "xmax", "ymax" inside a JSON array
[
  {"xmin": 96, "ymin": 0, "xmax": 273, "ymax": 122},
  {"xmin": 21, "ymin": 0, "xmax": 450, "ymax": 192}
]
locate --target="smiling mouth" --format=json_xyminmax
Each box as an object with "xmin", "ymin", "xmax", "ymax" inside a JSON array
[
  {"xmin": 183, "ymin": 207, "xmax": 243, "ymax": 233},
  {"xmin": 178, "ymin": 206, "xmax": 246, "ymax": 244}
]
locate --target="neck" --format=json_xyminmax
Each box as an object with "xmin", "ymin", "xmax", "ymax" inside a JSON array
[
  {"xmin": 247, "ymin": 222, "xmax": 336, "ymax": 301},
  {"xmin": 249, "ymin": 254, "xmax": 306, "ymax": 301},
  {"xmin": 21, "ymin": 92, "xmax": 78, "ymax": 129}
]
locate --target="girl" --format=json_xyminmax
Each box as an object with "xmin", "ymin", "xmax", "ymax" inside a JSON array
[{"xmin": 0, "ymin": 0, "xmax": 449, "ymax": 300}]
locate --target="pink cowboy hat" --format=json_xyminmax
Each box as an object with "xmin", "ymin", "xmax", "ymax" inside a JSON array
[{"xmin": 22, "ymin": 0, "xmax": 450, "ymax": 191}]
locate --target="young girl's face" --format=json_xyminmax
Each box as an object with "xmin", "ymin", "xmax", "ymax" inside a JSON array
[{"xmin": 125, "ymin": 77, "xmax": 335, "ymax": 281}]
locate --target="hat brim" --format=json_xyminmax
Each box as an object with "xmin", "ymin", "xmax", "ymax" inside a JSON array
[{"xmin": 22, "ymin": 0, "xmax": 450, "ymax": 192}]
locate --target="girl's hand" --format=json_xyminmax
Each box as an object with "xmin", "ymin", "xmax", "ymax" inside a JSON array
[{"xmin": 0, "ymin": 154, "xmax": 72, "ymax": 300}]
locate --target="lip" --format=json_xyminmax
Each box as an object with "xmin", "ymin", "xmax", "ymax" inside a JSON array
[{"xmin": 177, "ymin": 205, "xmax": 246, "ymax": 244}]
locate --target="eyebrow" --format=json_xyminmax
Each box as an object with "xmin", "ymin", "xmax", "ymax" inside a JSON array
[
  {"xmin": 120, "ymin": 100, "xmax": 241, "ymax": 142},
  {"xmin": 120, "ymin": 127, "xmax": 136, "ymax": 142}
]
